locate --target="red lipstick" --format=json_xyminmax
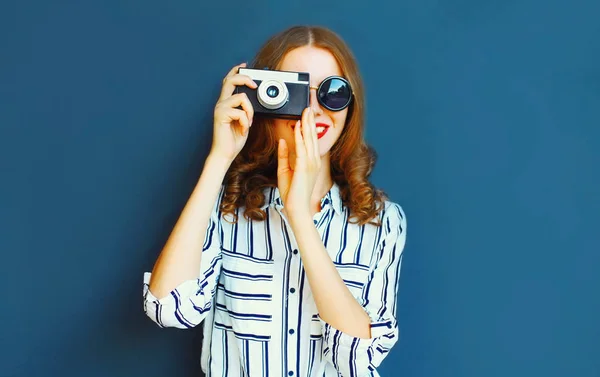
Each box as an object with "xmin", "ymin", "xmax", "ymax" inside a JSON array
[{"xmin": 315, "ymin": 122, "xmax": 330, "ymax": 139}]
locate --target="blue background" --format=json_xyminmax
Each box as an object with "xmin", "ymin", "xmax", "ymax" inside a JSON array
[{"xmin": 1, "ymin": 1, "xmax": 599, "ymax": 376}]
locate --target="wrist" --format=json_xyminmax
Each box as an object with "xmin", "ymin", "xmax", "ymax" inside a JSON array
[
  {"xmin": 200, "ymin": 153, "xmax": 233, "ymax": 185},
  {"xmin": 287, "ymin": 209, "xmax": 313, "ymax": 226},
  {"xmin": 206, "ymin": 151, "xmax": 234, "ymax": 171}
]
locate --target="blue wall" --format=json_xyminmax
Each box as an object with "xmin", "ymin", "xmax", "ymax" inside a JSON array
[{"xmin": 1, "ymin": 1, "xmax": 599, "ymax": 376}]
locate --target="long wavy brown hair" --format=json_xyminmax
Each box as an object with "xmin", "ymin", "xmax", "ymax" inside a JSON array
[{"xmin": 220, "ymin": 25, "xmax": 388, "ymax": 226}]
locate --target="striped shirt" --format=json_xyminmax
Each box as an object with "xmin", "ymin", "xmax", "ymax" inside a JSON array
[{"xmin": 143, "ymin": 182, "xmax": 406, "ymax": 377}]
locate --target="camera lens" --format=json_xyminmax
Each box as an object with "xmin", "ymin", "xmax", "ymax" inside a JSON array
[
  {"xmin": 257, "ymin": 79, "xmax": 289, "ymax": 110},
  {"xmin": 266, "ymin": 85, "xmax": 279, "ymax": 98}
]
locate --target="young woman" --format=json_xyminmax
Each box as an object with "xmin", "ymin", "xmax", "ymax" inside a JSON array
[{"xmin": 143, "ymin": 25, "xmax": 407, "ymax": 377}]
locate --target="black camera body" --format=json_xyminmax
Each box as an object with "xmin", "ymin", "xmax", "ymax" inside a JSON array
[{"xmin": 235, "ymin": 67, "xmax": 310, "ymax": 120}]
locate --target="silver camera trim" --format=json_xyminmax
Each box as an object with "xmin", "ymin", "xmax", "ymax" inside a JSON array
[
  {"xmin": 239, "ymin": 68, "xmax": 309, "ymax": 84},
  {"xmin": 257, "ymin": 79, "xmax": 289, "ymax": 110}
]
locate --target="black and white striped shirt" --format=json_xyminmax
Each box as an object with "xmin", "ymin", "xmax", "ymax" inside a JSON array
[{"xmin": 143, "ymin": 182, "xmax": 406, "ymax": 377}]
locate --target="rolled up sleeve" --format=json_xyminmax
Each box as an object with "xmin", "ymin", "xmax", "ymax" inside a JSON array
[
  {"xmin": 142, "ymin": 185, "xmax": 225, "ymax": 329},
  {"xmin": 321, "ymin": 202, "xmax": 406, "ymax": 377}
]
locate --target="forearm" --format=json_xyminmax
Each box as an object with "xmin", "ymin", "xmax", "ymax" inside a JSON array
[
  {"xmin": 289, "ymin": 213, "xmax": 371, "ymax": 338},
  {"xmin": 148, "ymin": 153, "xmax": 231, "ymax": 299}
]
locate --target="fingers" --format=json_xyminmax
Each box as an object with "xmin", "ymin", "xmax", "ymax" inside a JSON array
[
  {"xmin": 219, "ymin": 93, "xmax": 254, "ymax": 124},
  {"xmin": 220, "ymin": 74, "xmax": 257, "ymax": 100},
  {"xmin": 294, "ymin": 118, "xmax": 305, "ymax": 160},
  {"xmin": 277, "ymin": 139, "xmax": 291, "ymax": 174},
  {"xmin": 278, "ymin": 139, "xmax": 288, "ymax": 164},
  {"xmin": 298, "ymin": 108, "xmax": 320, "ymax": 167},
  {"xmin": 277, "ymin": 139, "xmax": 292, "ymax": 196},
  {"xmin": 225, "ymin": 62, "xmax": 246, "ymax": 79},
  {"xmin": 220, "ymin": 64, "xmax": 258, "ymax": 101},
  {"xmin": 301, "ymin": 107, "xmax": 314, "ymax": 160},
  {"xmin": 224, "ymin": 108, "xmax": 250, "ymax": 136},
  {"xmin": 291, "ymin": 108, "xmax": 321, "ymax": 173},
  {"xmin": 309, "ymin": 108, "xmax": 319, "ymax": 160}
]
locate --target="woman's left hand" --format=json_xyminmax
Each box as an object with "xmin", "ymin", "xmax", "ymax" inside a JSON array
[{"xmin": 277, "ymin": 107, "xmax": 321, "ymax": 217}]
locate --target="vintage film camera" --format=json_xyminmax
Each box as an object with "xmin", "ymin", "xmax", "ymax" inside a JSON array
[{"xmin": 235, "ymin": 67, "xmax": 310, "ymax": 119}]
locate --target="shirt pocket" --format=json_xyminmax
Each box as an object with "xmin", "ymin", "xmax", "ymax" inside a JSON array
[
  {"xmin": 214, "ymin": 247, "xmax": 274, "ymax": 341},
  {"xmin": 333, "ymin": 262, "xmax": 371, "ymax": 302}
]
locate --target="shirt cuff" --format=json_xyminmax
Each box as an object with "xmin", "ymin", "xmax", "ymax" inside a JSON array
[
  {"xmin": 143, "ymin": 272, "xmax": 210, "ymax": 328},
  {"xmin": 143, "ymin": 272, "xmax": 201, "ymax": 302},
  {"xmin": 319, "ymin": 315, "xmax": 396, "ymax": 347},
  {"xmin": 318, "ymin": 314, "xmax": 398, "ymax": 376}
]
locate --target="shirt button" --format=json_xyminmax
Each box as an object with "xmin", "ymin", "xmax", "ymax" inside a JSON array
[
  {"xmin": 288, "ymin": 372, "xmax": 294, "ymax": 376},
  {"xmin": 290, "ymin": 288, "xmax": 296, "ymax": 293},
  {"xmin": 313, "ymin": 219, "xmax": 318, "ymax": 225},
  {"xmin": 293, "ymin": 249, "xmax": 298, "ymax": 255},
  {"xmin": 289, "ymin": 329, "xmax": 295, "ymax": 335}
]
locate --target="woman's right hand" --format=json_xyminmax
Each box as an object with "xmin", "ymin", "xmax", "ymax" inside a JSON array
[{"xmin": 210, "ymin": 62, "xmax": 257, "ymax": 162}]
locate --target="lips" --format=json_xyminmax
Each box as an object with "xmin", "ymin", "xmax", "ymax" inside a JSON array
[
  {"xmin": 291, "ymin": 122, "xmax": 330, "ymax": 139},
  {"xmin": 315, "ymin": 123, "xmax": 330, "ymax": 139}
]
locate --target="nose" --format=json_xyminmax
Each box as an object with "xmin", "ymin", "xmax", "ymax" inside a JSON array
[{"xmin": 309, "ymin": 88, "xmax": 323, "ymax": 116}]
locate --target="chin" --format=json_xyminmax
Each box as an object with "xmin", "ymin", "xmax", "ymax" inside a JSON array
[{"xmin": 317, "ymin": 140, "xmax": 334, "ymax": 157}]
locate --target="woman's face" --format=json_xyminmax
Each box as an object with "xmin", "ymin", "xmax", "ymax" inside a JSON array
[{"xmin": 272, "ymin": 46, "xmax": 349, "ymax": 163}]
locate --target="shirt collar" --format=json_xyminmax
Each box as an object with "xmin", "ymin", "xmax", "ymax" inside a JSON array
[{"xmin": 262, "ymin": 182, "xmax": 343, "ymax": 216}]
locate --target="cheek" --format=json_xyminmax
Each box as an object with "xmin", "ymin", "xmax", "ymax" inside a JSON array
[
  {"xmin": 273, "ymin": 119, "xmax": 295, "ymax": 140},
  {"xmin": 331, "ymin": 110, "xmax": 348, "ymax": 131}
]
